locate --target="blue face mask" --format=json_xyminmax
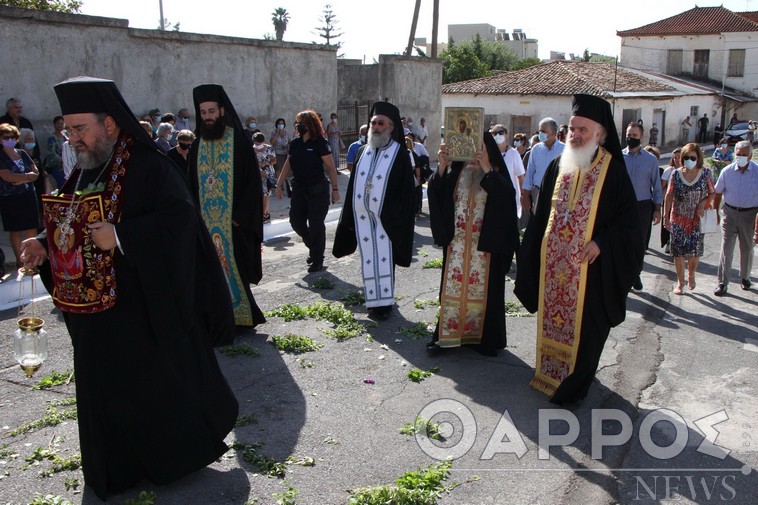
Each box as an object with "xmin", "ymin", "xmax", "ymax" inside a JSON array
[
  {"xmin": 360, "ymin": 135, "xmax": 366, "ymax": 143},
  {"xmin": 538, "ymin": 131, "xmax": 548, "ymax": 142},
  {"xmin": 277, "ymin": 124, "xmax": 285, "ymax": 130},
  {"xmin": 2, "ymin": 139, "xmax": 16, "ymax": 149},
  {"xmin": 24, "ymin": 142, "xmax": 35, "ymax": 150}
]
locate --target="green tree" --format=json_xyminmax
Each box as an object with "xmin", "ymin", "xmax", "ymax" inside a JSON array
[
  {"xmin": 511, "ymin": 57, "xmax": 542, "ymax": 71},
  {"xmin": 272, "ymin": 7, "xmax": 289, "ymax": 41},
  {"xmin": 441, "ymin": 43, "xmax": 489, "ymax": 84},
  {"xmin": 315, "ymin": 3, "xmax": 343, "ymax": 51},
  {"xmin": 583, "ymin": 48, "xmax": 591, "ymax": 62},
  {"xmin": 157, "ymin": 18, "xmax": 180, "ymax": 31},
  {"xmin": 0, "ymin": 0, "xmax": 81, "ymax": 13}
]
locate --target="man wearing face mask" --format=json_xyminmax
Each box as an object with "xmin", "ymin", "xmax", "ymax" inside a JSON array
[
  {"xmin": 712, "ymin": 141, "xmax": 733, "ymax": 163},
  {"xmin": 522, "ymin": 117, "xmax": 564, "ymax": 215},
  {"xmin": 713, "ymin": 140, "xmax": 758, "ymax": 295},
  {"xmin": 345, "ymin": 124, "xmax": 368, "ymax": 172},
  {"xmin": 623, "ymin": 122, "xmax": 662, "ymax": 292},
  {"xmin": 175, "ymin": 108, "xmax": 191, "ymax": 131},
  {"xmin": 490, "ymin": 124, "xmax": 525, "ymax": 220}
]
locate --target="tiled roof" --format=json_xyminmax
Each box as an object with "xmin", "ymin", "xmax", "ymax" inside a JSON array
[
  {"xmin": 737, "ymin": 11, "xmax": 758, "ymax": 24},
  {"xmin": 617, "ymin": 6, "xmax": 758, "ymax": 37},
  {"xmin": 441, "ymin": 61, "xmax": 676, "ymax": 97}
]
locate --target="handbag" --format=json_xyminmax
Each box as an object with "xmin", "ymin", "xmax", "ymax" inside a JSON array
[{"xmin": 699, "ymin": 208, "xmax": 718, "ymax": 234}]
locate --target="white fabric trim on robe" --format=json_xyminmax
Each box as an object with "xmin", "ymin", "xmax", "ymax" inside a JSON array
[{"xmin": 353, "ymin": 140, "xmax": 400, "ymax": 308}]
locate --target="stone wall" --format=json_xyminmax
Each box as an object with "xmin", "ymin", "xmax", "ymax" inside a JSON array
[{"xmin": 0, "ymin": 5, "xmax": 337, "ymax": 154}]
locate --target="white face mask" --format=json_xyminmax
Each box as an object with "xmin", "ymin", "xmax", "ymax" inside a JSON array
[
  {"xmin": 277, "ymin": 124, "xmax": 285, "ymax": 130},
  {"xmin": 538, "ymin": 131, "xmax": 548, "ymax": 142},
  {"xmin": 683, "ymin": 159, "xmax": 697, "ymax": 170},
  {"xmin": 249, "ymin": 122, "xmax": 256, "ymax": 129},
  {"xmin": 736, "ymin": 155, "xmax": 749, "ymax": 167},
  {"xmin": 513, "ymin": 140, "xmax": 522, "ymax": 147},
  {"xmin": 493, "ymin": 134, "xmax": 506, "ymax": 145},
  {"xmin": 359, "ymin": 135, "xmax": 366, "ymax": 143}
]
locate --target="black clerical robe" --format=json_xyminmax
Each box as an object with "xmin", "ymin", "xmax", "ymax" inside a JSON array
[
  {"xmin": 428, "ymin": 163, "xmax": 519, "ymax": 351},
  {"xmin": 515, "ymin": 153, "xmax": 642, "ymax": 403},
  {"xmin": 37, "ymin": 139, "xmax": 238, "ymax": 499},
  {"xmin": 187, "ymin": 126, "xmax": 265, "ymax": 327},
  {"xmin": 333, "ymin": 144, "xmax": 416, "ymax": 266}
]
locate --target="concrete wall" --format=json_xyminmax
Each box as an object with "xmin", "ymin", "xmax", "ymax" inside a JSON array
[
  {"xmin": 441, "ymin": 92, "xmax": 719, "ymax": 150},
  {"xmin": 339, "ymin": 55, "xmax": 443, "ymax": 156},
  {"xmin": 0, "ymin": 5, "xmax": 337, "ymax": 156}
]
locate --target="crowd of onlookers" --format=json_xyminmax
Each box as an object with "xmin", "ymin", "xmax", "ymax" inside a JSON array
[{"xmin": 1, "ymin": 95, "xmax": 755, "ymax": 296}]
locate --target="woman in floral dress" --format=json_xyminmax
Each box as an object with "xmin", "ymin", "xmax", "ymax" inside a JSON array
[{"xmin": 663, "ymin": 143, "xmax": 714, "ymax": 294}]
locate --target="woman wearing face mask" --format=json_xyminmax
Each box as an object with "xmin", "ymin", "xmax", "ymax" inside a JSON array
[
  {"xmin": 154, "ymin": 123, "xmax": 173, "ymax": 154},
  {"xmin": 244, "ymin": 116, "xmax": 259, "ymax": 145},
  {"xmin": 166, "ymin": 129, "xmax": 195, "ymax": 176},
  {"xmin": 326, "ymin": 112, "xmax": 343, "ymax": 170},
  {"xmin": 275, "ymin": 110, "xmax": 340, "ymax": 272},
  {"xmin": 0, "ymin": 123, "xmax": 39, "ymax": 270},
  {"xmin": 663, "ymin": 143, "xmax": 714, "ymax": 294},
  {"xmin": 660, "ymin": 147, "xmax": 682, "ymax": 253},
  {"xmin": 512, "ymin": 133, "xmax": 529, "ymax": 159},
  {"xmin": 270, "ymin": 117, "xmax": 292, "ymax": 191}
]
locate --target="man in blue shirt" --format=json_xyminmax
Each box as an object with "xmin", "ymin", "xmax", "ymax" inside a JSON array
[
  {"xmin": 623, "ymin": 122, "xmax": 662, "ymax": 292},
  {"xmin": 713, "ymin": 140, "xmax": 758, "ymax": 295},
  {"xmin": 521, "ymin": 117, "xmax": 564, "ymax": 214},
  {"xmin": 345, "ymin": 124, "xmax": 367, "ymax": 172},
  {"xmin": 712, "ymin": 142, "xmax": 733, "ymax": 163}
]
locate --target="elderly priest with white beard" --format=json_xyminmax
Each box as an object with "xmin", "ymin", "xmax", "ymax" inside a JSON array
[{"xmin": 515, "ymin": 93, "xmax": 643, "ymax": 406}]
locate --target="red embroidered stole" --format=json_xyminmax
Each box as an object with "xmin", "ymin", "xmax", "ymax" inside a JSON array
[
  {"xmin": 41, "ymin": 134, "xmax": 131, "ymax": 313},
  {"xmin": 438, "ymin": 167, "xmax": 490, "ymax": 347},
  {"xmin": 530, "ymin": 148, "xmax": 610, "ymax": 395}
]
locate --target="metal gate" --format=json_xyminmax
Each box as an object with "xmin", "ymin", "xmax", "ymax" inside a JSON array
[{"xmin": 336, "ymin": 101, "xmax": 372, "ymax": 169}]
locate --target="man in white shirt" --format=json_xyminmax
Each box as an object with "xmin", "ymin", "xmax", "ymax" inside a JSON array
[
  {"xmin": 522, "ymin": 117, "xmax": 565, "ymax": 213},
  {"xmin": 414, "ymin": 117, "xmax": 429, "ymax": 145},
  {"xmin": 490, "ymin": 124, "xmax": 524, "ymax": 219}
]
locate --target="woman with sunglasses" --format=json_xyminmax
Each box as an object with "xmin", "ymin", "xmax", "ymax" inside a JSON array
[{"xmin": 663, "ymin": 143, "xmax": 714, "ymax": 294}]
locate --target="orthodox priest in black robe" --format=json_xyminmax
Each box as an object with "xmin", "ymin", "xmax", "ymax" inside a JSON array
[
  {"xmin": 20, "ymin": 77, "xmax": 239, "ymax": 499},
  {"xmin": 187, "ymin": 84, "xmax": 265, "ymax": 330},
  {"xmin": 426, "ymin": 130, "xmax": 520, "ymax": 356},
  {"xmin": 333, "ymin": 101, "xmax": 416, "ymax": 320},
  {"xmin": 515, "ymin": 94, "xmax": 643, "ymax": 405}
]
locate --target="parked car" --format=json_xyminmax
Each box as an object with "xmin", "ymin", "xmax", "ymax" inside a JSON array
[{"xmin": 724, "ymin": 121, "xmax": 753, "ymax": 145}]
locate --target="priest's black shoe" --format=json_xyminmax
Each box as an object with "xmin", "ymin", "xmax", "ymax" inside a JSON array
[
  {"xmin": 306, "ymin": 256, "xmax": 313, "ymax": 265},
  {"xmin": 631, "ymin": 277, "xmax": 643, "ymax": 292},
  {"xmin": 426, "ymin": 341, "xmax": 444, "ymax": 356},
  {"xmin": 307, "ymin": 261, "xmax": 324, "ymax": 273},
  {"xmin": 714, "ymin": 284, "xmax": 728, "ymax": 296},
  {"xmin": 368, "ymin": 305, "xmax": 392, "ymax": 321},
  {"xmin": 741, "ymin": 278, "xmax": 751, "ymax": 290}
]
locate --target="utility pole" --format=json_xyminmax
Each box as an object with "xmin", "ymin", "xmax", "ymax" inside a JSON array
[
  {"xmin": 405, "ymin": 0, "xmax": 422, "ymax": 56},
  {"xmin": 159, "ymin": 0, "xmax": 165, "ymax": 30},
  {"xmin": 431, "ymin": 0, "xmax": 439, "ymax": 58}
]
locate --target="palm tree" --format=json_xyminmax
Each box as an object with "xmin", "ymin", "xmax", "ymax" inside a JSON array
[{"xmin": 272, "ymin": 7, "xmax": 289, "ymax": 41}]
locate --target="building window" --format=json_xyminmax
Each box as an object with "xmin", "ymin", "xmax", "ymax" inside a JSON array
[
  {"xmin": 728, "ymin": 49, "xmax": 745, "ymax": 77},
  {"xmin": 667, "ymin": 50, "xmax": 683, "ymax": 76},
  {"xmin": 693, "ymin": 49, "xmax": 710, "ymax": 80},
  {"xmin": 690, "ymin": 106, "xmax": 699, "ymax": 118}
]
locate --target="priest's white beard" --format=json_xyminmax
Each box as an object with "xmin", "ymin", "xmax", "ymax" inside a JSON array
[
  {"xmin": 559, "ymin": 138, "xmax": 600, "ymax": 176},
  {"xmin": 368, "ymin": 128, "xmax": 392, "ymax": 149}
]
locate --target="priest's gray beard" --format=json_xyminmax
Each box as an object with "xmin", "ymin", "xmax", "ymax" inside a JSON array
[
  {"xmin": 368, "ymin": 128, "xmax": 392, "ymax": 149},
  {"xmin": 75, "ymin": 127, "xmax": 113, "ymax": 170},
  {"xmin": 559, "ymin": 137, "xmax": 600, "ymax": 176}
]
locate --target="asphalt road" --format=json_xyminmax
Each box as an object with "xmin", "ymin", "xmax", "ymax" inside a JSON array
[{"xmin": 0, "ymin": 196, "xmax": 756, "ymax": 505}]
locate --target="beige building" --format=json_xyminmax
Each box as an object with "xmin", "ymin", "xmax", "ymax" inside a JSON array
[
  {"xmin": 441, "ymin": 61, "xmax": 723, "ymax": 149},
  {"xmin": 447, "ymin": 23, "xmax": 538, "ymax": 60}
]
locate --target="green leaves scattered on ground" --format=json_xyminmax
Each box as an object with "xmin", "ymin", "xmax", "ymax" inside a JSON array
[
  {"xmin": 504, "ymin": 300, "xmax": 532, "ymax": 317},
  {"xmin": 310, "ymin": 277, "xmax": 335, "ymax": 290},
  {"xmin": 422, "ymin": 258, "xmax": 443, "ymax": 269},
  {"xmin": 407, "ymin": 366, "xmax": 440, "ymax": 383},
  {"xmin": 32, "ymin": 369, "xmax": 74, "ymax": 390},
  {"xmin": 399, "ymin": 416, "xmax": 444, "ymax": 441},
  {"xmin": 271, "ymin": 334, "xmax": 323, "ymax": 354},
  {"xmin": 413, "ymin": 297, "xmax": 440, "ymax": 309},
  {"xmin": 273, "ymin": 482, "xmax": 298, "ymax": 505},
  {"xmin": 339, "ymin": 290, "xmax": 365, "ymax": 306},
  {"xmin": 48, "ymin": 397, "xmax": 77, "ymax": 407},
  {"xmin": 63, "ymin": 477, "xmax": 80, "ymax": 491},
  {"xmin": 416, "ymin": 248, "xmax": 429, "ymax": 258},
  {"xmin": 28, "ymin": 495, "xmax": 74, "ymax": 505},
  {"xmin": 232, "ymin": 442, "xmax": 288, "ymax": 477},
  {"xmin": 235, "ymin": 414, "xmax": 259, "ymax": 427},
  {"xmin": 347, "ymin": 460, "xmax": 454, "ymax": 505},
  {"xmin": 10, "ymin": 406, "xmax": 77, "ymax": 436},
  {"xmin": 124, "ymin": 491, "xmax": 157, "ymax": 505},
  {"xmin": 267, "ymin": 301, "xmax": 367, "ymax": 341},
  {"xmin": 298, "ymin": 358, "xmax": 314, "ymax": 368},
  {"xmin": 399, "ymin": 322, "xmax": 433, "ymax": 340},
  {"xmin": 39, "ymin": 453, "xmax": 81, "ymax": 478},
  {"xmin": 219, "ymin": 343, "xmax": 262, "ymax": 357}
]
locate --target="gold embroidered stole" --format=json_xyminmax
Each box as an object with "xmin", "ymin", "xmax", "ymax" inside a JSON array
[
  {"xmin": 438, "ymin": 166, "xmax": 490, "ymax": 347},
  {"xmin": 41, "ymin": 134, "xmax": 131, "ymax": 313},
  {"xmin": 530, "ymin": 148, "xmax": 611, "ymax": 395}
]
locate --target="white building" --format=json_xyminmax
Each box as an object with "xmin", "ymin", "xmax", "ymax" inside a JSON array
[
  {"xmin": 447, "ymin": 23, "xmax": 538, "ymax": 60},
  {"xmin": 617, "ymin": 6, "xmax": 758, "ymax": 122},
  {"xmin": 441, "ymin": 61, "xmax": 720, "ymax": 149}
]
